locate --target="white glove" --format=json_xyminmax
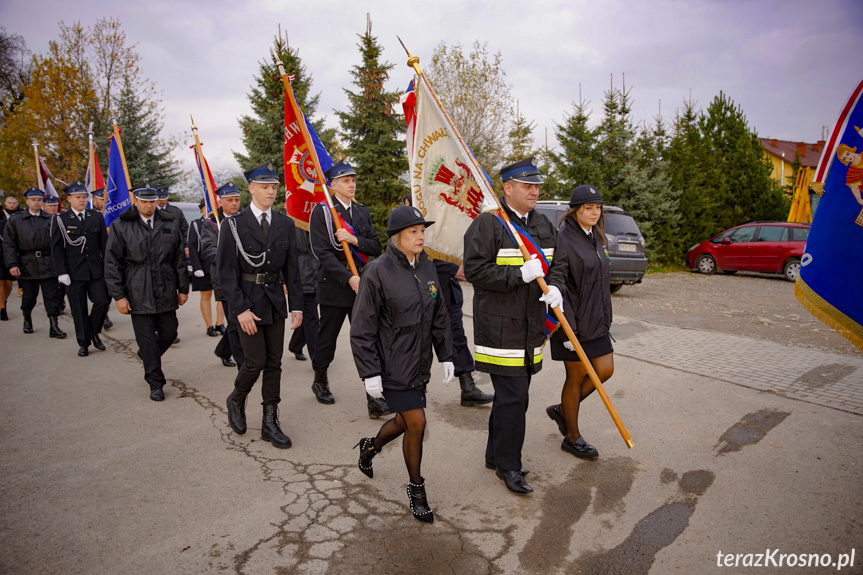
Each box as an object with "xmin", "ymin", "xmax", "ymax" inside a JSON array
[
  {"xmin": 58, "ymin": 274, "xmax": 71, "ymax": 286},
  {"xmin": 539, "ymin": 285, "xmax": 563, "ymax": 311},
  {"xmin": 441, "ymin": 361, "xmax": 455, "ymax": 384},
  {"xmin": 564, "ymin": 341, "xmax": 575, "ymax": 352},
  {"xmin": 520, "ymin": 254, "xmax": 544, "ymax": 283},
  {"xmin": 364, "ymin": 375, "xmax": 384, "ymax": 399},
  {"xmin": 194, "ymin": 270, "xmax": 205, "ymax": 278}
]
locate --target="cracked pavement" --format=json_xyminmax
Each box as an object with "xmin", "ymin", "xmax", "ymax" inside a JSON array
[{"xmin": 1, "ymin": 290, "xmax": 861, "ymax": 574}]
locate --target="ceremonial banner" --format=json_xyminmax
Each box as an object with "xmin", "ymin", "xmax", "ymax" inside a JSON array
[
  {"xmin": 104, "ymin": 133, "xmax": 132, "ymax": 229},
  {"xmin": 796, "ymin": 78, "xmax": 863, "ymax": 350},
  {"xmin": 192, "ymin": 144, "xmax": 219, "ymax": 216},
  {"xmin": 85, "ymin": 151, "xmax": 105, "ymax": 209},
  {"xmin": 284, "ymin": 96, "xmax": 333, "ymax": 229},
  {"xmin": 38, "ymin": 157, "xmax": 59, "ymax": 198},
  {"xmin": 402, "ymin": 77, "xmax": 498, "ymax": 264}
]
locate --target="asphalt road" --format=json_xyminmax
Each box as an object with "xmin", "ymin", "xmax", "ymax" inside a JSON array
[{"xmin": 0, "ymin": 282, "xmax": 861, "ymax": 574}]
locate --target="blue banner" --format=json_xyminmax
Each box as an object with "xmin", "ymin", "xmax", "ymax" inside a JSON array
[
  {"xmin": 796, "ymin": 78, "xmax": 863, "ymax": 350},
  {"xmin": 104, "ymin": 135, "xmax": 132, "ymax": 229}
]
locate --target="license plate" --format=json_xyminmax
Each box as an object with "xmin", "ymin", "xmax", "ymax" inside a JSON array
[{"xmin": 618, "ymin": 242, "xmax": 637, "ymax": 253}]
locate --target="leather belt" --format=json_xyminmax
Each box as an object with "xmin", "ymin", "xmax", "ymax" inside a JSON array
[
  {"xmin": 31, "ymin": 250, "xmax": 48, "ymax": 258},
  {"xmin": 241, "ymin": 272, "xmax": 279, "ymax": 285}
]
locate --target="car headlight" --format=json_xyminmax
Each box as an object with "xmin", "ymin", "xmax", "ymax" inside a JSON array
[
  {"xmin": 687, "ymin": 244, "xmax": 699, "ymax": 252},
  {"xmin": 605, "ymin": 233, "xmax": 614, "ymax": 243}
]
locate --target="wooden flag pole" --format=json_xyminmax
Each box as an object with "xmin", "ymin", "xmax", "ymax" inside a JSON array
[
  {"xmin": 87, "ymin": 122, "xmax": 100, "ymax": 215},
  {"xmin": 398, "ymin": 38, "xmax": 633, "ymax": 449},
  {"xmin": 111, "ymin": 120, "xmax": 134, "ymax": 204},
  {"xmin": 32, "ymin": 140, "xmax": 44, "ymax": 191},
  {"xmin": 271, "ymin": 47, "xmax": 358, "ymax": 278},
  {"xmin": 190, "ymin": 115, "xmax": 221, "ymax": 226}
]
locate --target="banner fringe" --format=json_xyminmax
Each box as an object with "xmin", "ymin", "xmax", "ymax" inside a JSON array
[
  {"xmin": 795, "ymin": 278, "xmax": 863, "ymax": 351},
  {"xmin": 423, "ymin": 247, "xmax": 462, "ymax": 266}
]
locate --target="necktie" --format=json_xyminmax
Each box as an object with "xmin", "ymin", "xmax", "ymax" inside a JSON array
[
  {"xmin": 78, "ymin": 213, "xmax": 84, "ymax": 223},
  {"xmin": 147, "ymin": 218, "xmax": 152, "ymax": 229},
  {"xmin": 261, "ymin": 212, "xmax": 269, "ymax": 236}
]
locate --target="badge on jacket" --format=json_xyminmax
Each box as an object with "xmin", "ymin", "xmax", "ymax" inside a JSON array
[{"xmin": 428, "ymin": 281, "xmax": 438, "ymax": 298}]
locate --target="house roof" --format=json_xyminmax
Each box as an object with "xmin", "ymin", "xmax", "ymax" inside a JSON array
[{"xmin": 758, "ymin": 138, "xmax": 825, "ymax": 168}]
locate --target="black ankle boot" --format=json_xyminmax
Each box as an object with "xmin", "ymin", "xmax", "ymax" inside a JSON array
[
  {"xmin": 459, "ymin": 372, "xmax": 493, "ymax": 406},
  {"xmin": 48, "ymin": 315, "xmax": 66, "ymax": 338},
  {"xmin": 367, "ymin": 393, "xmax": 390, "ymax": 419},
  {"xmin": 261, "ymin": 404, "xmax": 292, "ymax": 448},
  {"xmin": 103, "ymin": 314, "xmax": 113, "ymax": 330},
  {"xmin": 0, "ymin": 307, "xmax": 8, "ymax": 321},
  {"xmin": 226, "ymin": 389, "xmax": 248, "ymax": 434},
  {"xmin": 311, "ymin": 369, "xmax": 335, "ymax": 404},
  {"xmin": 353, "ymin": 437, "xmax": 380, "ymax": 478},
  {"xmin": 23, "ymin": 314, "xmax": 33, "ymax": 334},
  {"xmin": 407, "ymin": 478, "xmax": 434, "ymax": 523}
]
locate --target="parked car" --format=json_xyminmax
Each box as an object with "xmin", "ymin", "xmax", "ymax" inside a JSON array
[
  {"xmin": 533, "ymin": 201, "xmax": 648, "ymax": 293},
  {"xmin": 685, "ymin": 222, "xmax": 809, "ymax": 282}
]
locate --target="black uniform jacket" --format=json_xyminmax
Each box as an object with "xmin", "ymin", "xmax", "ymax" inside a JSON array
[
  {"xmin": 296, "ymin": 226, "xmax": 319, "ymax": 295},
  {"xmin": 546, "ymin": 217, "xmax": 612, "ymax": 343},
  {"xmin": 309, "ymin": 199, "xmax": 381, "ymax": 307},
  {"xmin": 163, "ymin": 203, "xmax": 189, "ymax": 247},
  {"xmin": 198, "ymin": 210, "xmax": 224, "ymax": 300},
  {"xmin": 463, "ymin": 198, "xmax": 558, "ymax": 377},
  {"xmin": 50, "ymin": 208, "xmax": 108, "ymax": 281},
  {"xmin": 104, "ymin": 206, "xmax": 189, "ymax": 314},
  {"xmin": 350, "ymin": 240, "xmax": 455, "ymax": 391},
  {"xmin": 2, "ymin": 210, "xmax": 56, "ymax": 279},
  {"xmin": 216, "ymin": 207, "xmax": 303, "ymax": 325},
  {"xmin": 187, "ymin": 216, "xmax": 212, "ymax": 275}
]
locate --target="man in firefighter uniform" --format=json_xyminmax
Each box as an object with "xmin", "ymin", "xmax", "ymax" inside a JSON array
[
  {"xmin": 308, "ymin": 159, "xmax": 386, "ymax": 417},
  {"xmin": 218, "ymin": 162, "xmax": 303, "ymax": 449},
  {"xmin": 2, "ymin": 188, "xmax": 66, "ymax": 337},
  {"xmin": 463, "ymin": 157, "xmax": 561, "ymax": 495},
  {"xmin": 50, "ymin": 182, "xmax": 109, "ymax": 357}
]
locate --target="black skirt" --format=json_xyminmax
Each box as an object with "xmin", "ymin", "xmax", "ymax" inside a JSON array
[
  {"xmin": 550, "ymin": 332, "xmax": 613, "ymax": 362},
  {"xmin": 382, "ymin": 384, "xmax": 427, "ymax": 413},
  {"xmin": 191, "ymin": 273, "xmax": 213, "ymax": 292}
]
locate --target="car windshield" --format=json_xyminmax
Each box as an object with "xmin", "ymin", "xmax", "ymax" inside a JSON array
[{"xmin": 605, "ymin": 212, "xmax": 640, "ymax": 236}]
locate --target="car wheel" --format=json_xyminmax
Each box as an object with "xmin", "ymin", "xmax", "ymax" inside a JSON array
[
  {"xmin": 609, "ymin": 283, "xmax": 623, "ymax": 294},
  {"xmin": 696, "ymin": 254, "xmax": 716, "ymax": 275},
  {"xmin": 783, "ymin": 259, "xmax": 800, "ymax": 282},
  {"xmin": 722, "ymin": 270, "xmax": 737, "ymax": 275}
]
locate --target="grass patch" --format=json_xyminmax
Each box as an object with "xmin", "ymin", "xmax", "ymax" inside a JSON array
[{"xmin": 646, "ymin": 262, "xmax": 689, "ymax": 274}]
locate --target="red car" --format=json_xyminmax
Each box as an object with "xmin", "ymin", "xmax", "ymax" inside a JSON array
[{"xmin": 685, "ymin": 222, "xmax": 810, "ymax": 282}]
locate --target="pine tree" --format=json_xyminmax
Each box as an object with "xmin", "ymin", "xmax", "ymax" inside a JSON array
[
  {"xmin": 114, "ymin": 81, "xmax": 179, "ymax": 187},
  {"xmin": 595, "ymin": 75, "xmax": 635, "ymax": 205},
  {"xmin": 506, "ymin": 100, "xmax": 536, "ymax": 164},
  {"xmin": 551, "ymin": 87, "xmax": 600, "ymax": 193},
  {"xmin": 234, "ymin": 28, "xmax": 336, "ymax": 207},
  {"xmin": 335, "ymin": 16, "xmax": 408, "ymax": 239}
]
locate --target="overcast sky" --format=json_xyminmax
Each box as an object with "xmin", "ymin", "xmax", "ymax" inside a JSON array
[{"xmin": 2, "ymin": 0, "xmax": 861, "ymax": 176}]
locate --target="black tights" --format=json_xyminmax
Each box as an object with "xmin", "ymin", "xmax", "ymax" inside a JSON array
[
  {"xmin": 561, "ymin": 353, "xmax": 614, "ymax": 441},
  {"xmin": 372, "ymin": 408, "xmax": 426, "ymax": 484}
]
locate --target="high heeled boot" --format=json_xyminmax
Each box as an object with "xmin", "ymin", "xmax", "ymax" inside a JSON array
[
  {"xmin": 353, "ymin": 437, "xmax": 380, "ymax": 478},
  {"xmin": 406, "ymin": 477, "xmax": 434, "ymax": 523}
]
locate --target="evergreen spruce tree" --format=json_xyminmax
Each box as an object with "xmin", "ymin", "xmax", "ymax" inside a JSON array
[
  {"xmin": 506, "ymin": 100, "xmax": 536, "ymax": 164},
  {"xmin": 335, "ymin": 17, "xmax": 407, "ymax": 239},
  {"xmin": 595, "ymin": 75, "xmax": 635, "ymax": 204},
  {"xmin": 551, "ymin": 88, "xmax": 600, "ymax": 193},
  {"xmin": 114, "ymin": 80, "xmax": 179, "ymax": 187},
  {"xmin": 234, "ymin": 29, "xmax": 336, "ymax": 207}
]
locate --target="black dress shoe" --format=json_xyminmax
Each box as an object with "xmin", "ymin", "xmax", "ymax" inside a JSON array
[
  {"xmin": 23, "ymin": 316, "xmax": 33, "ymax": 334},
  {"xmin": 546, "ymin": 404, "xmax": 567, "ymax": 437},
  {"xmin": 78, "ymin": 346, "xmax": 89, "ymax": 357},
  {"xmin": 562, "ymin": 436, "xmax": 599, "ymax": 460},
  {"xmin": 294, "ymin": 352, "xmax": 307, "ymax": 361},
  {"xmin": 216, "ymin": 324, "xmax": 226, "ymax": 335},
  {"xmin": 221, "ymin": 357, "xmax": 236, "ymax": 367},
  {"xmin": 92, "ymin": 334, "xmax": 106, "ymax": 350},
  {"xmin": 495, "ymin": 469, "xmax": 533, "ymax": 494},
  {"xmin": 172, "ymin": 337, "xmax": 181, "ymax": 345},
  {"xmin": 0, "ymin": 307, "xmax": 8, "ymax": 321},
  {"xmin": 150, "ymin": 388, "xmax": 165, "ymax": 401},
  {"xmin": 485, "ymin": 459, "xmax": 529, "ymax": 476},
  {"xmin": 103, "ymin": 315, "xmax": 113, "ymax": 330},
  {"xmin": 206, "ymin": 326, "xmax": 219, "ymax": 337}
]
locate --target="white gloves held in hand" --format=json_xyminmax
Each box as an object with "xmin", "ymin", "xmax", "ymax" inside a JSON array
[
  {"xmin": 58, "ymin": 274, "xmax": 71, "ymax": 286},
  {"xmin": 442, "ymin": 361, "xmax": 454, "ymax": 384},
  {"xmin": 520, "ymin": 254, "xmax": 544, "ymax": 284},
  {"xmin": 539, "ymin": 285, "xmax": 563, "ymax": 311},
  {"xmin": 364, "ymin": 375, "xmax": 383, "ymax": 399},
  {"xmin": 194, "ymin": 270, "xmax": 205, "ymax": 278},
  {"xmin": 563, "ymin": 341, "xmax": 575, "ymax": 352}
]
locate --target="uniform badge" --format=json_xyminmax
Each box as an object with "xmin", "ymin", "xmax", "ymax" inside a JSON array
[{"xmin": 429, "ymin": 282, "xmax": 438, "ymax": 298}]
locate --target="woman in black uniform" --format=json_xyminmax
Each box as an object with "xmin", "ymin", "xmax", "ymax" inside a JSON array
[
  {"xmin": 546, "ymin": 185, "xmax": 614, "ymax": 460},
  {"xmin": 350, "ymin": 206, "xmax": 455, "ymax": 523}
]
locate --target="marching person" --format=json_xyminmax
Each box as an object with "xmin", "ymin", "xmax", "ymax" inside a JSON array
[
  {"xmin": 351, "ymin": 205, "xmax": 455, "ymax": 523},
  {"xmin": 218, "ymin": 162, "xmax": 303, "ymax": 449},
  {"xmin": 91, "ymin": 188, "xmax": 113, "ymax": 330},
  {"xmin": 545, "ymin": 185, "xmax": 614, "ymax": 460},
  {"xmin": 463, "ymin": 157, "xmax": 560, "ymax": 495},
  {"xmin": 309, "ymin": 159, "xmax": 385, "ymax": 415},
  {"xmin": 104, "ymin": 185, "xmax": 189, "ymax": 401},
  {"xmin": 50, "ymin": 182, "xmax": 109, "ymax": 357},
  {"xmin": 0, "ymin": 196, "xmax": 17, "ymax": 321},
  {"xmin": 200, "ymin": 183, "xmax": 244, "ymax": 369},
  {"xmin": 188, "ymin": 199, "xmax": 224, "ymax": 337},
  {"xmin": 155, "ymin": 187, "xmax": 189, "ymax": 247},
  {"xmin": 285, "ymin": 225, "xmax": 320, "ymax": 363},
  {"xmin": 42, "ymin": 195, "xmax": 60, "ymax": 215},
  {"xmin": 2, "ymin": 188, "xmax": 66, "ymax": 337}
]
